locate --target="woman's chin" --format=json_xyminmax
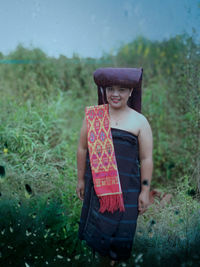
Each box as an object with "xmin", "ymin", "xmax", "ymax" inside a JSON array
[
  {"xmin": 110, "ymin": 103, "xmax": 121, "ymax": 109},
  {"xmin": 109, "ymin": 101, "xmax": 125, "ymax": 109}
]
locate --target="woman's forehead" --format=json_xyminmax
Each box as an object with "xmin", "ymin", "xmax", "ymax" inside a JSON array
[{"xmin": 107, "ymin": 85, "xmax": 130, "ymax": 89}]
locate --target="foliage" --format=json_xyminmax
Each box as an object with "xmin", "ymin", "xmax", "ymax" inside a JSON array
[
  {"xmin": 0, "ymin": 33, "xmax": 200, "ymax": 266},
  {"xmin": 0, "ymin": 196, "xmax": 94, "ymax": 266},
  {"xmin": 133, "ymin": 175, "xmax": 200, "ymax": 267}
]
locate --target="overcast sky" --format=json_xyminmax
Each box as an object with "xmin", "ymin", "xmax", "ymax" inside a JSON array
[{"xmin": 0, "ymin": 0, "xmax": 199, "ymax": 58}]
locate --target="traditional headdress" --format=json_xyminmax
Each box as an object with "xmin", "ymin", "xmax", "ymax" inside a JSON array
[{"xmin": 93, "ymin": 67, "xmax": 143, "ymax": 112}]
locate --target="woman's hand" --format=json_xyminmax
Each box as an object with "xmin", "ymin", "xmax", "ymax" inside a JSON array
[
  {"xmin": 138, "ymin": 190, "xmax": 150, "ymax": 215},
  {"xmin": 76, "ymin": 179, "xmax": 85, "ymax": 201}
]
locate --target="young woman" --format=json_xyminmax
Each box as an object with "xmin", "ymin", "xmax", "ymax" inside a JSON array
[{"xmin": 76, "ymin": 67, "xmax": 153, "ymax": 265}]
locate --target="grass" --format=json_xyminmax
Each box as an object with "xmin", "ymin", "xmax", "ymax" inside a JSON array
[
  {"xmin": 1, "ymin": 88, "xmax": 200, "ymax": 266},
  {"xmin": 133, "ymin": 179, "xmax": 200, "ymax": 267},
  {"xmin": 1, "ymin": 88, "xmax": 91, "ymax": 199},
  {"xmin": 0, "ymin": 36, "xmax": 200, "ymax": 265}
]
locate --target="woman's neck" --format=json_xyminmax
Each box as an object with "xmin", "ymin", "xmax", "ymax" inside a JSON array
[{"xmin": 108, "ymin": 104, "xmax": 130, "ymax": 115}]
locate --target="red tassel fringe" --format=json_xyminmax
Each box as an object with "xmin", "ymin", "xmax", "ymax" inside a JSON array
[{"xmin": 99, "ymin": 194, "xmax": 125, "ymax": 213}]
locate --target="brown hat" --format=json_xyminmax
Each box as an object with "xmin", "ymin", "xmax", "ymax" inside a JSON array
[{"xmin": 93, "ymin": 67, "xmax": 143, "ymax": 113}]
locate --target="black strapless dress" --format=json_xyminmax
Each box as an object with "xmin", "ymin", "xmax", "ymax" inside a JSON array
[{"xmin": 78, "ymin": 128, "xmax": 141, "ymax": 261}]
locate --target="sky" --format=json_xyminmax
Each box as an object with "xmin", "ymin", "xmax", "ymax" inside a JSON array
[{"xmin": 0, "ymin": 0, "xmax": 199, "ymax": 58}]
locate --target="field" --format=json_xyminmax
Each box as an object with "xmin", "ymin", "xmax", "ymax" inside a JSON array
[{"xmin": 0, "ymin": 33, "xmax": 200, "ymax": 266}]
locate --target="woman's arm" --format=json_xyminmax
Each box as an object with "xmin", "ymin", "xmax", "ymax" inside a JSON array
[
  {"xmin": 138, "ymin": 115, "xmax": 153, "ymax": 214},
  {"xmin": 76, "ymin": 117, "xmax": 88, "ymax": 201}
]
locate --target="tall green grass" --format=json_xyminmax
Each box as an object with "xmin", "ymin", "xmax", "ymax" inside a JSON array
[{"xmin": 0, "ymin": 33, "xmax": 200, "ymax": 266}]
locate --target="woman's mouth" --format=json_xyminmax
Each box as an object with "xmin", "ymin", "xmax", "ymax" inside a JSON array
[{"xmin": 111, "ymin": 98, "xmax": 120, "ymax": 103}]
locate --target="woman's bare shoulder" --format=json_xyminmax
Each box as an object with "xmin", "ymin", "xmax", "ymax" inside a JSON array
[{"xmin": 130, "ymin": 109, "xmax": 148, "ymax": 123}]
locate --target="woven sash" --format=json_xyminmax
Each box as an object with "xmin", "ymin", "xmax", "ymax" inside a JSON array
[{"xmin": 85, "ymin": 104, "xmax": 125, "ymax": 213}]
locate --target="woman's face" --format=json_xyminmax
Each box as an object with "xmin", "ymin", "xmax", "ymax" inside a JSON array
[{"xmin": 106, "ymin": 85, "xmax": 133, "ymax": 109}]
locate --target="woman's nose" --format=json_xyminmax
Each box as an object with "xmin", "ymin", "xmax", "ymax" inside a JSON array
[{"xmin": 112, "ymin": 89, "xmax": 119, "ymax": 96}]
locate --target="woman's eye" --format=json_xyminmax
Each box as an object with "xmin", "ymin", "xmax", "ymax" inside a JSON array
[{"xmin": 119, "ymin": 88, "xmax": 125, "ymax": 92}]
